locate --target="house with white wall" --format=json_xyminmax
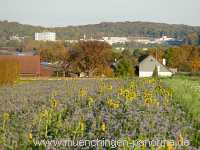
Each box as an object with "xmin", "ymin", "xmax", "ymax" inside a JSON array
[{"xmin": 139, "ymin": 55, "xmax": 172, "ymax": 77}]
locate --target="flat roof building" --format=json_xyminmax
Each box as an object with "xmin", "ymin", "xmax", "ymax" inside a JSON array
[
  {"xmin": 102, "ymin": 37, "xmax": 129, "ymax": 45},
  {"xmin": 35, "ymin": 32, "xmax": 56, "ymax": 41}
]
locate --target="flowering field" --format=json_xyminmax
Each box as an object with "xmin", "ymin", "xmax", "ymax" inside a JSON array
[{"xmin": 0, "ymin": 78, "xmax": 199, "ymax": 149}]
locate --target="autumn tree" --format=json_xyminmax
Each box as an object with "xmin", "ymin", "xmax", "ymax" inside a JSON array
[
  {"xmin": 30, "ymin": 41, "xmax": 68, "ymax": 62},
  {"xmin": 165, "ymin": 45, "xmax": 200, "ymax": 72},
  {"xmin": 186, "ymin": 33, "xmax": 199, "ymax": 45},
  {"xmin": 66, "ymin": 41, "xmax": 115, "ymax": 76},
  {"xmin": 188, "ymin": 46, "xmax": 200, "ymax": 72},
  {"xmin": 147, "ymin": 47, "xmax": 165, "ymax": 62}
]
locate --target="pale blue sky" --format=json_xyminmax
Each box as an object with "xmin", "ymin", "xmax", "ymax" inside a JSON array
[{"xmin": 0, "ymin": 0, "xmax": 199, "ymax": 27}]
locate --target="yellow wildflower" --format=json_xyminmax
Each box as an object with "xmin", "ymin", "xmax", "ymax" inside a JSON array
[
  {"xmin": 51, "ymin": 99, "xmax": 58, "ymax": 108},
  {"xmin": 107, "ymin": 98, "xmax": 120, "ymax": 109},
  {"xmin": 101, "ymin": 122, "xmax": 106, "ymax": 132},
  {"xmin": 179, "ymin": 133, "xmax": 184, "ymax": 145},
  {"xmin": 118, "ymin": 88, "xmax": 136, "ymax": 101},
  {"xmin": 79, "ymin": 88, "xmax": 87, "ymax": 97},
  {"xmin": 28, "ymin": 133, "xmax": 33, "ymax": 140},
  {"xmin": 141, "ymin": 145, "xmax": 146, "ymax": 150},
  {"xmin": 80, "ymin": 121, "xmax": 85, "ymax": 132},
  {"xmin": 167, "ymin": 141, "xmax": 173, "ymax": 150},
  {"xmin": 113, "ymin": 103, "xmax": 120, "ymax": 109},
  {"xmin": 144, "ymin": 90, "xmax": 159, "ymax": 105},
  {"xmin": 126, "ymin": 91, "xmax": 136, "ymax": 101},
  {"xmin": 123, "ymin": 89, "xmax": 129, "ymax": 97},
  {"xmin": 40, "ymin": 109, "xmax": 48, "ymax": 118},
  {"xmin": 144, "ymin": 91, "xmax": 153, "ymax": 99},
  {"xmin": 118, "ymin": 88, "xmax": 124, "ymax": 96},
  {"xmin": 88, "ymin": 96, "xmax": 94, "ymax": 107},
  {"xmin": 3, "ymin": 112, "xmax": 10, "ymax": 121}
]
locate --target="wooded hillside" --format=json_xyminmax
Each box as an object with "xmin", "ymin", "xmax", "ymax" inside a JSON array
[{"xmin": 1, "ymin": 20, "xmax": 200, "ymax": 41}]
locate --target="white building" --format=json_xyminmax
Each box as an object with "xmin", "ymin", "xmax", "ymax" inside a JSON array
[
  {"xmin": 102, "ymin": 37, "xmax": 129, "ymax": 45},
  {"xmin": 150, "ymin": 36, "xmax": 175, "ymax": 44},
  {"xmin": 130, "ymin": 37, "xmax": 153, "ymax": 44},
  {"xmin": 65, "ymin": 40, "xmax": 79, "ymax": 43},
  {"xmin": 9, "ymin": 35, "xmax": 25, "ymax": 41},
  {"xmin": 129, "ymin": 36, "xmax": 176, "ymax": 45},
  {"xmin": 139, "ymin": 55, "xmax": 173, "ymax": 77},
  {"xmin": 35, "ymin": 32, "xmax": 56, "ymax": 41}
]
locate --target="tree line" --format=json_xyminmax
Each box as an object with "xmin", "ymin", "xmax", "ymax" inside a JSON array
[
  {"xmin": 134, "ymin": 45, "xmax": 200, "ymax": 73},
  {"xmin": 17, "ymin": 40, "xmax": 200, "ymax": 77},
  {"xmin": 0, "ymin": 20, "xmax": 200, "ymax": 46}
]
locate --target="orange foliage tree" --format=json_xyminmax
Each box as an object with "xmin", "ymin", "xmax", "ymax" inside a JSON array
[
  {"xmin": 166, "ymin": 45, "xmax": 200, "ymax": 72},
  {"xmin": 148, "ymin": 47, "xmax": 165, "ymax": 62},
  {"xmin": 66, "ymin": 41, "xmax": 115, "ymax": 76}
]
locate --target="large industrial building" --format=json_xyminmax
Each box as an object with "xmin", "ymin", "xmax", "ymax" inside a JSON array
[{"xmin": 35, "ymin": 32, "xmax": 56, "ymax": 41}]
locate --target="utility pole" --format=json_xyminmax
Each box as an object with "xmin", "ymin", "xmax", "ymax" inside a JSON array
[{"xmin": 155, "ymin": 47, "xmax": 158, "ymax": 61}]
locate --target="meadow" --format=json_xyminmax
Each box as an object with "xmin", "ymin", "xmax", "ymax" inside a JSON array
[{"xmin": 0, "ymin": 77, "xmax": 199, "ymax": 150}]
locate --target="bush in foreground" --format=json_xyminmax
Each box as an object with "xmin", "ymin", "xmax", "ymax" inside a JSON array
[{"xmin": 0, "ymin": 59, "xmax": 19, "ymax": 85}]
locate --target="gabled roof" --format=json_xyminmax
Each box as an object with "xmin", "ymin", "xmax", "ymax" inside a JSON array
[{"xmin": 139, "ymin": 55, "xmax": 172, "ymax": 73}]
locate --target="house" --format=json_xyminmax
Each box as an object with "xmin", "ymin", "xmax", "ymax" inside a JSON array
[{"xmin": 139, "ymin": 55, "xmax": 172, "ymax": 77}]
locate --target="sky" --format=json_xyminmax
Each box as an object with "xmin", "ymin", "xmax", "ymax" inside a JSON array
[{"xmin": 0, "ymin": 0, "xmax": 200, "ymax": 27}]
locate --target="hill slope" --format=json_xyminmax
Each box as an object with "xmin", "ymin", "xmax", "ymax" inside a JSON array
[{"xmin": 0, "ymin": 20, "xmax": 200, "ymax": 40}]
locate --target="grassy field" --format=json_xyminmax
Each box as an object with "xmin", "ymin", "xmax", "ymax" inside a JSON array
[
  {"xmin": 163, "ymin": 76, "xmax": 200, "ymax": 148},
  {"xmin": 0, "ymin": 77, "xmax": 199, "ymax": 149},
  {"xmin": 164, "ymin": 76, "xmax": 200, "ymax": 122}
]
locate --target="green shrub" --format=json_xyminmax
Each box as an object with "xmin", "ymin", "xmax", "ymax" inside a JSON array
[
  {"xmin": 0, "ymin": 59, "xmax": 20, "ymax": 85},
  {"xmin": 115, "ymin": 59, "xmax": 134, "ymax": 77},
  {"xmin": 152, "ymin": 66, "xmax": 159, "ymax": 78},
  {"xmin": 179, "ymin": 63, "xmax": 192, "ymax": 72}
]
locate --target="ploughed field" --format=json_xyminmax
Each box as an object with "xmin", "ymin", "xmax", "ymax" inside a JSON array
[{"xmin": 0, "ymin": 78, "xmax": 199, "ymax": 149}]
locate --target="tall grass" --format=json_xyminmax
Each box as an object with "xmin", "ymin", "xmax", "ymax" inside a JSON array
[{"xmin": 164, "ymin": 76, "xmax": 200, "ymax": 147}]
